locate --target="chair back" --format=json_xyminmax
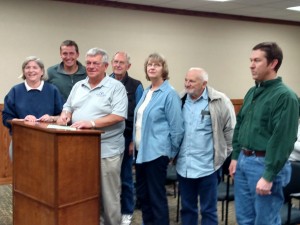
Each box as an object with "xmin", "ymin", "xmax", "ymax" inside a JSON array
[
  {"xmin": 220, "ymin": 154, "xmax": 232, "ymax": 179},
  {"xmin": 281, "ymin": 161, "xmax": 300, "ymax": 225},
  {"xmin": 283, "ymin": 161, "xmax": 300, "ymax": 202}
]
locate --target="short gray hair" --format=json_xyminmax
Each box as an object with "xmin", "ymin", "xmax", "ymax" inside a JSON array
[
  {"xmin": 112, "ymin": 51, "xmax": 131, "ymax": 64},
  {"xmin": 86, "ymin": 48, "xmax": 109, "ymax": 64},
  {"xmin": 21, "ymin": 56, "xmax": 47, "ymax": 80}
]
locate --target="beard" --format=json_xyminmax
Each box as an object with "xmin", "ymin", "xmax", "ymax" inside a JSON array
[{"xmin": 185, "ymin": 87, "xmax": 195, "ymax": 95}]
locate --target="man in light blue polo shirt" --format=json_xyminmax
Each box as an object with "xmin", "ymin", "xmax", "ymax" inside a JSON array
[
  {"xmin": 57, "ymin": 48, "xmax": 128, "ymax": 225},
  {"xmin": 176, "ymin": 67, "xmax": 236, "ymax": 225}
]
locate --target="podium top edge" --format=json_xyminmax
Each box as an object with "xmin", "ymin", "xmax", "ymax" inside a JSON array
[{"xmin": 9, "ymin": 120, "xmax": 104, "ymax": 135}]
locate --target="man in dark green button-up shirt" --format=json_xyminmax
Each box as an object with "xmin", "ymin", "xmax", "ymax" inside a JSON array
[{"xmin": 229, "ymin": 42, "xmax": 299, "ymax": 225}]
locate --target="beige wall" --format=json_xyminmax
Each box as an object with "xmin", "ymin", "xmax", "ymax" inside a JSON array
[{"xmin": 1, "ymin": 0, "xmax": 300, "ymax": 102}]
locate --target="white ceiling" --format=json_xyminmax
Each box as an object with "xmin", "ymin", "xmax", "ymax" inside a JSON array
[{"xmin": 104, "ymin": 0, "xmax": 300, "ymax": 23}]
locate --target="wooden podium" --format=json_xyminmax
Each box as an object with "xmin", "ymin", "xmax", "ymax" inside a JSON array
[{"xmin": 11, "ymin": 121, "xmax": 102, "ymax": 225}]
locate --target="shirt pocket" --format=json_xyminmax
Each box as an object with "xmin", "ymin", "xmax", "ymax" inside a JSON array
[{"xmin": 196, "ymin": 115, "xmax": 212, "ymax": 131}]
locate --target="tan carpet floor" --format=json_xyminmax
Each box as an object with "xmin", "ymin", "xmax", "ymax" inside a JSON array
[{"xmin": 131, "ymin": 187, "xmax": 237, "ymax": 225}]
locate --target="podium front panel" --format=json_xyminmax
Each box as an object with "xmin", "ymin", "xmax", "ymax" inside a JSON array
[
  {"xmin": 12, "ymin": 121, "xmax": 101, "ymax": 225},
  {"xmin": 57, "ymin": 135, "xmax": 100, "ymax": 205},
  {"xmin": 14, "ymin": 125, "xmax": 56, "ymax": 205}
]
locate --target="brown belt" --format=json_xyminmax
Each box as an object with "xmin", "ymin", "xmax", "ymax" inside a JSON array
[{"xmin": 242, "ymin": 148, "xmax": 266, "ymax": 157}]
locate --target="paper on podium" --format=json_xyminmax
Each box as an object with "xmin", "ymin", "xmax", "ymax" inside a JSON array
[{"xmin": 47, "ymin": 124, "xmax": 77, "ymax": 131}]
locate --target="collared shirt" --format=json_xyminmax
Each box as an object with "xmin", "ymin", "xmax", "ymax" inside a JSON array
[
  {"xmin": 133, "ymin": 80, "xmax": 184, "ymax": 163},
  {"xmin": 24, "ymin": 80, "xmax": 44, "ymax": 91},
  {"xmin": 110, "ymin": 72, "xmax": 144, "ymax": 138},
  {"xmin": 63, "ymin": 75, "xmax": 128, "ymax": 158},
  {"xmin": 232, "ymin": 77, "xmax": 299, "ymax": 181},
  {"xmin": 177, "ymin": 88, "xmax": 214, "ymax": 178}
]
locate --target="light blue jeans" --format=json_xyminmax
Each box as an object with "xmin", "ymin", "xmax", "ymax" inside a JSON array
[{"xmin": 234, "ymin": 153, "xmax": 291, "ymax": 225}]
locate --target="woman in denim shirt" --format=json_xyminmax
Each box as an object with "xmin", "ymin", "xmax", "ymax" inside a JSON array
[{"xmin": 133, "ymin": 53, "xmax": 184, "ymax": 225}]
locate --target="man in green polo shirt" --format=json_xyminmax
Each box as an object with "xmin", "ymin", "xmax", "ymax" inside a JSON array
[{"xmin": 229, "ymin": 42, "xmax": 299, "ymax": 225}]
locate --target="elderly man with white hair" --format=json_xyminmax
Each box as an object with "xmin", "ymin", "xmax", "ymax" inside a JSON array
[{"xmin": 176, "ymin": 67, "xmax": 236, "ymax": 225}]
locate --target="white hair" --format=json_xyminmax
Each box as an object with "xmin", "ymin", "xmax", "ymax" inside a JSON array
[
  {"xmin": 189, "ymin": 67, "xmax": 208, "ymax": 82},
  {"xmin": 86, "ymin": 48, "xmax": 109, "ymax": 64}
]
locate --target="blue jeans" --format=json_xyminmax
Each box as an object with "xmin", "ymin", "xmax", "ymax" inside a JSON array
[
  {"xmin": 178, "ymin": 171, "xmax": 218, "ymax": 225},
  {"xmin": 234, "ymin": 153, "xmax": 291, "ymax": 225},
  {"xmin": 136, "ymin": 156, "xmax": 170, "ymax": 225},
  {"xmin": 120, "ymin": 136, "xmax": 135, "ymax": 214}
]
